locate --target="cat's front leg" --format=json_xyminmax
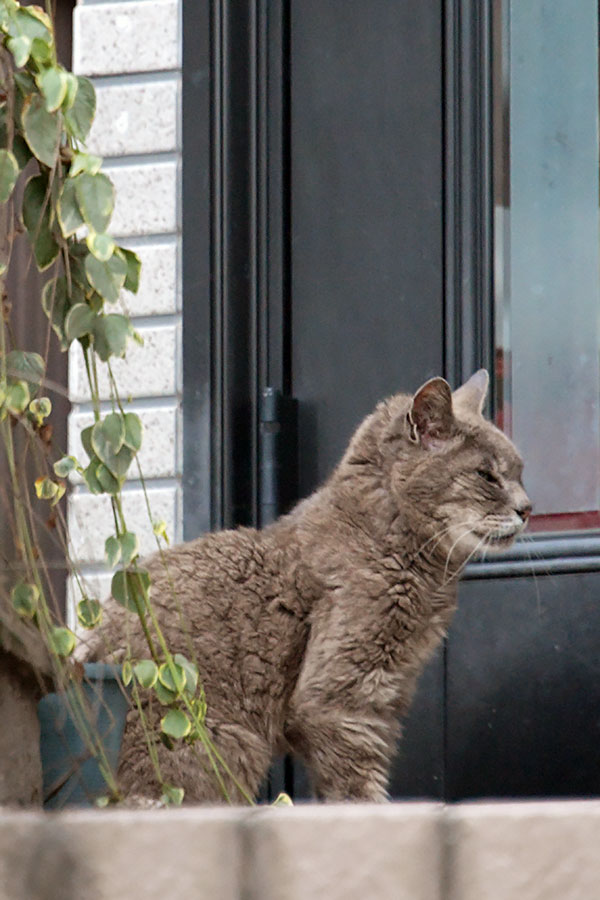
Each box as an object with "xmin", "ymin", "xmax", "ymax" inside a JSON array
[
  {"xmin": 285, "ymin": 614, "xmax": 399, "ymax": 800},
  {"xmin": 286, "ymin": 697, "xmax": 395, "ymax": 802}
]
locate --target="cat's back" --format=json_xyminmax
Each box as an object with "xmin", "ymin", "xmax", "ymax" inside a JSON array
[{"xmin": 84, "ymin": 522, "xmax": 306, "ymax": 663}]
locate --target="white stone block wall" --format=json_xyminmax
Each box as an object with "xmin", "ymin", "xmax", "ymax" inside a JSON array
[
  {"xmin": 68, "ymin": 0, "xmax": 182, "ymax": 621},
  {"xmin": 3, "ymin": 802, "xmax": 600, "ymax": 900}
]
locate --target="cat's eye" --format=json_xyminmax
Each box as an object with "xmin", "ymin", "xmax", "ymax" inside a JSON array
[{"xmin": 477, "ymin": 468, "xmax": 499, "ymax": 485}]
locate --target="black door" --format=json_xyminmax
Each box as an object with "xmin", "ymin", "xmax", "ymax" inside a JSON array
[{"xmin": 182, "ymin": 0, "xmax": 600, "ymax": 800}]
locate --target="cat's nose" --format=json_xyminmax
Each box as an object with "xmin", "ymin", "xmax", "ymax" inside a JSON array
[{"xmin": 516, "ymin": 502, "xmax": 532, "ymax": 523}]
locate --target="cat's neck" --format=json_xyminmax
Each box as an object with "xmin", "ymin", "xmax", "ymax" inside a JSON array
[{"xmin": 293, "ymin": 480, "xmax": 464, "ymax": 598}]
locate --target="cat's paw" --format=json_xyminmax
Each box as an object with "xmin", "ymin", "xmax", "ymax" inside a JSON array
[{"xmin": 119, "ymin": 793, "xmax": 166, "ymax": 810}]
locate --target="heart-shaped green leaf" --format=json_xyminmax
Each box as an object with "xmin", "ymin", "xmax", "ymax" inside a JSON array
[
  {"xmin": 104, "ymin": 535, "xmax": 121, "ymax": 568},
  {"xmin": 5, "ymin": 380, "xmax": 30, "ymax": 414},
  {"xmin": 0, "ymin": 150, "xmax": 19, "ymax": 204},
  {"xmin": 49, "ymin": 626, "xmax": 76, "ymax": 657},
  {"xmin": 92, "ymin": 313, "xmax": 131, "ymax": 362},
  {"xmin": 96, "ymin": 462, "xmax": 121, "ymax": 494},
  {"xmin": 29, "ymin": 396, "xmax": 51, "ymax": 425},
  {"xmin": 111, "ymin": 568, "xmax": 150, "ymax": 614},
  {"xmin": 173, "ymin": 653, "xmax": 199, "ymax": 696},
  {"xmin": 22, "ymin": 174, "xmax": 59, "ymax": 270},
  {"xmin": 12, "ymin": 134, "xmax": 32, "ymax": 170},
  {"xmin": 6, "ymin": 350, "xmax": 44, "ymax": 390},
  {"xmin": 0, "ymin": 0, "xmax": 17, "ymax": 29},
  {"xmin": 13, "ymin": 70, "xmax": 35, "ymax": 97},
  {"xmin": 154, "ymin": 681, "xmax": 178, "ymax": 705},
  {"xmin": 64, "ymin": 76, "xmax": 96, "ymax": 142},
  {"xmin": 75, "ymin": 172, "xmax": 114, "ymax": 235},
  {"xmin": 123, "ymin": 412, "xmax": 143, "ymax": 452},
  {"xmin": 64, "ymin": 303, "xmax": 96, "ymax": 342},
  {"xmin": 86, "ymin": 231, "xmax": 115, "ymax": 262},
  {"xmin": 15, "ymin": 5, "xmax": 52, "ymax": 42},
  {"xmin": 100, "ymin": 412, "xmax": 125, "ymax": 453},
  {"xmin": 34, "ymin": 476, "xmax": 58, "ymax": 501},
  {"xmin": 161, "ymin": 709, "xmax": 191, "ymax": 740},
  {"xmin": 86, "ymin": 254, "xmax": 127, "ymax": 306},
  {"xmin": 62, "ymin": 73, "xmax": 78, "ymax": 112},
  {"xmin": 82, "ymin": 458, "xmax": 104, "ymax": 494},
  {"xmin": 57, "ymin": 178, "xmax": 84, "ymax": 238},
  {"xmin": 30, "ymin": 37, "xmax": 52, "ymax": 65},
  {"xmin": 11, "ymin": 581, "xmax": 39, "ymax": 618},
  {"xmin": 91, "ymin": 417, "xmax": 133, "ymax": 478},
  {"xmin": 121, "ymin": 660, "xmax": 133, "ymax": 686},
  {"xmin": 119, "ymin": 531, "xmax": 138, "ymax": 567},
  {"xmin": 118, "ymin": 247, "xmax": 142, "ymax": 294},
  {"xmin": 53, "ymin": 455, "xmax": 77, "ymax": 478},
  {"xmin": 80, "ymin": 425, "xmax": 94, "ymax": 459},
  {"xmin": 41, "ymin": 277, "xmax": 72, "ymax": 349},
  {"xmin": 77, "ymin": 598, "xmax": 102, "ymax": 629},
  {"xmin": 70, "ymin": 152, "xmax": 102, "ymax": 178},
  {"xmin": 50, "ymin": 482, "xmax": 66, "ymax": 507},
  {"xmin": 22, "ymin": 93, "xmax": 60, "ymax": 168},
  {"xmin": 37, "ymin": 67, "xmax": 68, "ymax": 113},
  {"xmin": 133, "ymin": 659, "xmax": 158, "ymax": 689},
  {"xmin": 7, "ymin": 34, "xmax": 31, "ymax": 67},
  {"xmin": 158, "ymin": 662, "xmax": 186, "ymax": 696}
]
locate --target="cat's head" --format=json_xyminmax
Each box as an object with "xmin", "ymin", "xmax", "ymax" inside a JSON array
[{"xmin": 378, "ymin": 370, "xmax": 531, "ymax": 563}]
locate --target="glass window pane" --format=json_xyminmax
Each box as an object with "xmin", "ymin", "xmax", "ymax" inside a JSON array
[{"xmin": 494, "ymin": 0, "xmax": 600, "ymax": 531}]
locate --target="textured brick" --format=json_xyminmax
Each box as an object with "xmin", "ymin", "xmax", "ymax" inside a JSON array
[
  {"xmin": 69, "ymin": 323, "xmax": 179, "ymax": 402},
  {"xmin": 105, "ymin": 162, "xmax": 178, "ymax": 237},
  {"xmin": 69, "ymin": 484, "xmax": 179, "ymax": 564},
  {"xmin": 446, "ymin": 801, "xmax": 600, "ymax": 900},
  {"xmin": 116, "ymin": 240, "xmax": 179, "ymax": 317},
  {"xmin": 246, "ymin": 804, "xmax": 442, "ymax": 900},
  {"xmin": 73, "ymin": 1, "xmax": 180, "ymax": 77},
  {"xmin": 69, "ymin": 404, "xmax": 180, "ymax": 481},
  {"xmin": 88, "ymin": 78, "xmax": 179, "ymax": 158},
  {"xmin": 0, "ymin": 808, "xmax": 242, "ymax": 900}
]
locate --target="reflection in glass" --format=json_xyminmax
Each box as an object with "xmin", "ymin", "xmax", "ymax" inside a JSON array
[{"xmin": 493, "ymin": 0, "xmax": 600, "ymax": 531}]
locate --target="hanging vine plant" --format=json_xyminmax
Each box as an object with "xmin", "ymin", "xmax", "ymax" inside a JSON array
[{"xmin": 0, "ymin": 0, "xmax": 252, "ymax": 807}]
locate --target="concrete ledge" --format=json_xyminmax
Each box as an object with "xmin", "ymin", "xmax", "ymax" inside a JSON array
[
  {"xmin": 0, "ymin": 808, "xmax": 241, "ymax": 900},
  {"xmin": 445, "ymin": 800, "xmax": 600, "ymax": 900},
  {"xmin": 1, "ymin": 802, "xmax": 598, "ymax": 900},
  {"xmin": 245, "ymin": 804, "xmax": 442, "ymax": 900}
]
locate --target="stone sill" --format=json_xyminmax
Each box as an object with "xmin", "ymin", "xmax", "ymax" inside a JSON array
[{"xmin": 1, "ymin": 800, "xmax": 599, "ymax": 900}]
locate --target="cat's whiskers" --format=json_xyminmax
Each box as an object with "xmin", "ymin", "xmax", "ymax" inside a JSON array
[
  {"xmin": 517, "ymin": 532, "xmax": 543, "ymax": 616},
  {"xmin": 439, "ymin": 527, "xmax": 488, "ymax": 589},
  {"xmin": 410, "ymin": 520, "xmax": 472, "ymax": 565},
  {"xmin": 463, "ymin": 531, "xmax": 492, "ymax": 572},
  {"xmin": 442, "ymin": 524, "xmax": 481, "ymax": 584}
]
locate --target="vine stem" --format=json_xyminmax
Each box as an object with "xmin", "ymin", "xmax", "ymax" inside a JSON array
[{"xmin": 104, "ymin": 364, "xmax": 255, "ymax": 804}]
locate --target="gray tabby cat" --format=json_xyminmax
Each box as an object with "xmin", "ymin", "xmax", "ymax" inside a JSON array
[{"xmin": 86, "ymin": 370, "xmax": 530, "ymax": 803}]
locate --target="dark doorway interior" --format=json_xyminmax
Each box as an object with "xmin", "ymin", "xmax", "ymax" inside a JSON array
[{"xmin": 182, "ymin": 0, "xmax": 600, "ymax": 802}]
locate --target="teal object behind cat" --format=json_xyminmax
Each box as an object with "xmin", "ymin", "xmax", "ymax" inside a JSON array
[{"xmin": 38, "ymin": 663, "xmax": 128, "ymax": 809}]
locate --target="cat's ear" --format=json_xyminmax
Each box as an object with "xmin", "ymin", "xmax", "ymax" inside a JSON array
[
  {"xmin": 453, "ymin": 369, "xmax": 489, "ymax": 416},
  {"xmin": 407, "ymin": 377, "xmax": 455, "ymax": 448}
]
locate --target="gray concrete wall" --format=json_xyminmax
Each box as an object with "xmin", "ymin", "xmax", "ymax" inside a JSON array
[{"xmin": 1, "ymin": 802, "xmax": 599, "ymax": 900}]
